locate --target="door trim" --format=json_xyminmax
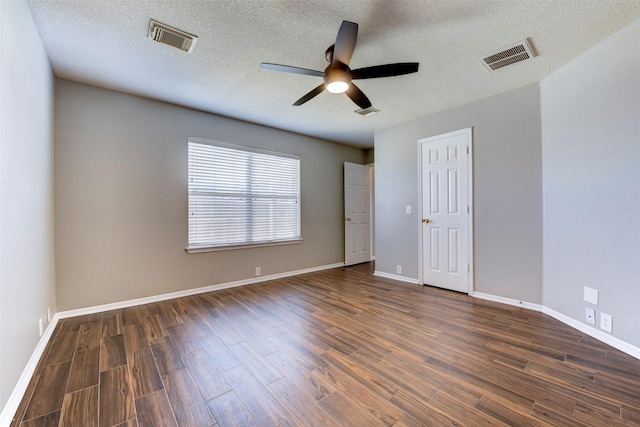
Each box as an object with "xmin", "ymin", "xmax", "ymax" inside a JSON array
[{"xmin": 417, "ymin": 128, "xmax": 474, "ymax": 293}]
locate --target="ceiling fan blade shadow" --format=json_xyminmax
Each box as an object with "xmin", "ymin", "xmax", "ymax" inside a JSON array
[
  {"xmin": 345, "ymin": 83, "xmax": 372, "ymax": 109},
  {"xmin": 332, "ymin": 21, "xmax": 358, "ymax": 66},
  {"xmin": 352, "ymin": 63, "xmax": 419, "ymax": 79},
  {"xmin": 261, "ymin": 63, "xmax": 325, "ymax": 77},
  {"xmin": 293, "ymin": 84, "xmax": 326, "ymax": 106}
]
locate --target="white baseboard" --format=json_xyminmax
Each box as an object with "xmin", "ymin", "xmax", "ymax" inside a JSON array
[
  {"xmin": 0, "ymin": 313, "xmax": 61, "ymax": 427},
  {"xmin": 541, "ymin": 306, "xmax": 640, "ymax": 360},
  {"xmin": 373, "ymin": 270, "xmax": 420, "ymax": 284},
  {"xmin": 57, "ymin": 262, "xmax": 345, "ymax": 319},
  {"xmin": 471, "ymin": 292, "xmax": 639, "ymax": 360},
  {"xmin": 0, "ymin": 261, "xmax": 344, "ymax": 424},
  {"xmin": 471, "ymin": 291, "xmax": 544, "ymax": 312}
]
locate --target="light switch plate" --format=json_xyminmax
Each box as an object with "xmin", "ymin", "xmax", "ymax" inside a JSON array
[
  {"xmin": 405, "ymin": 205, "xmax": 412, "ymax": 215},
  {"xmin": 584, "ymin": 286, "xmax": 598, "ymax": 305}
]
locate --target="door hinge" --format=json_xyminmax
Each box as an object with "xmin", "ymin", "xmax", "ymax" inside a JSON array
[
  {"xmin": 467, "ymin": 265, "xmax": 470, "ymax": 272},
  {"xmin": 466, "ymin": 146, "xmax": 469, "ymax": 154},
  {"xmin": 467, "ymin": 205, "xmax": 470, "ymax": 214}
]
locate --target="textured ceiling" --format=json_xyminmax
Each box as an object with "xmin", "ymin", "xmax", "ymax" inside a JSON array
[{"xmin": 26, "ymin": 0, "xmax": 640, "ymax": 148}]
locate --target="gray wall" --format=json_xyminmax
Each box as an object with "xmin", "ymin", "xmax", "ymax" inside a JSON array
[
  {"xmin": 541, "ymin": 19, "xmax": 640, "ymax": 347},
  {"xmin": 55, "ymin": 80, "xmax": 365, "ymax": 310},
  {"xmin": 0, "ymin": 0, "xmax": 56, "ymax": 412},
  {"xmin": 375, "ymin": 84, "xmax": 543, "ymax": 303}
]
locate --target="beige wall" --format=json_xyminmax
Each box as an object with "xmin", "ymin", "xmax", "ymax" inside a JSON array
[
  {"xmin": 374, "ymin": 84, "xmax": 543, "ymax": 303},
  {"xmin": 0, "ymin": 0, "xmax": 56, "ymax": 412},
  {"xmin": 55, "ymin": 80, "xmax": 365, "ymax": 310}
]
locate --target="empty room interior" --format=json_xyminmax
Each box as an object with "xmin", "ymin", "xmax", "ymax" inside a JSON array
[{"xmin": 1, "ymin": 0, "xmax": 640, "ymax": 426}]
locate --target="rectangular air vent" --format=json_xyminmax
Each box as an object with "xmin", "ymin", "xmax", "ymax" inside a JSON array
[
  {"xmin": 148, "ymin": 20, "xmax": 197, "ymax": 53},
  {"xmin": 481, "ymin": 39, "xmax": 535, "ymax": 71},
  {"xmin": 354, "ymin": 106, "xmax": 379, "ymax": 116}
]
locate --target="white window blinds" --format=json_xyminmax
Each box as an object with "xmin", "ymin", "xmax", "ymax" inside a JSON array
[{"xmin": 188, "ymin": 139, "xmax": 301, "ymax": 251}]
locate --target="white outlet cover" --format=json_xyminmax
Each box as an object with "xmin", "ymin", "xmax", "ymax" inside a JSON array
[
  {"xmin": 405, "ymin": 205, "xmax": 412, "ymax": 215},
  {"xmin": 600, "ymin": 312, "xmax": 612, "ymax": 333},
  {"xmin": 583, "ymin": 286, "xmax": 599, "ymax": 305},
  {"xmin": 585, "ymin": 308, "xmax": 596, "ymax": 325}
]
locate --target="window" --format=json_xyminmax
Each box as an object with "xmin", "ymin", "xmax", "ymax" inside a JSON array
[{"xmin": 187, "ymin": 138, "xmax": 301, "ymax": 252}]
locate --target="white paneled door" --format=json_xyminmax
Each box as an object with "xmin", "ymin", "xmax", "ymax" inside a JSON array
[
  {"xmin": 344, "ymin": 162, "xmax": 371, "ymax": 266},
  {"xmin": 419, "ymin": 129, "xmax": 472, "ymax": 293}
]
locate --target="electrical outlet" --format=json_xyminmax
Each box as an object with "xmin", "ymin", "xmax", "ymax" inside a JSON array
[
  {"xmin": 255, "ymin": 267, "xmax": 261, "ymax": 276},
  {"xmin": 38, "ymin": 318, "xmax": 44, "ymax": 336},
  {"xmin": 396, "ymin": 265, "xmax": 402, "ymax": 275},
  {"xmin": 405, "ymin": 205, "xmax": 412, "ymax": 215},
  {"xmin": 600, "ymin": 312, "xmax": 612, "ymax": 333},
  {"xmin": 585, "ymin": 308, "xmax": 596, "ymax": 325}
]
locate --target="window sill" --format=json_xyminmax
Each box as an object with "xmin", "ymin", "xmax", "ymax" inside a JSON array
[{"xmin": 186, "ymin": 239, "xmax": 303, "ymax": 254}]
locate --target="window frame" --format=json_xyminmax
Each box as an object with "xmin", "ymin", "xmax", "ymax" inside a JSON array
[{"xmin": 186, "ymin": 137, "xmax": 302, "ymax": 253}]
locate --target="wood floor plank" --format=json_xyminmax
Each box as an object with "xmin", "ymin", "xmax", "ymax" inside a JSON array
[
  {"xmin": 19, "ymin": 411, "xmax": 61, "ymax": 427},
  {"xmin": 162, "ymin": 369, "xmax": 216, "ymax": 427},
  {"xmin": 135, "ymin": 389, "xmax": 178, "ymax": 427},
  {"xmin": 474, "ymin": 396, "xmax": 552, "ymax": 427},
  {"xmin": 44, "ymin": 331, "xmax": 78, "ymax": 366},
  {"xmin": 429, "ymin": 390, "xmax": 510, "ymax": 427},
  {"xmin": 12, "ymin": 263, "xmax": 640, "ymax": 426},
  {"xmin": 389, "ymin": 389, "xmax": 463, "ymax": 426},
  {"xmin": 100, "ymin": 334, "xmax": 127, "ymax": 372},
  {"xmin": 102, "ymin": 310, "xmax": 123, "ymax": 337},
  {"xmin": 99, "ymin": 365, "xmax": 135, "ymax": 427},
  {"xmin": 316, "ymin": 391, "xmax": 384, "ymax": 426},
  {"xmin": 268, "ymin": 332, "xmax": 326, "ymax": 371},
  {"xmin": 143, "ymin": 314, "xmax": 168, "ymax": 342},
  {"xmin": 222, "ymin": 365, "xmax": 289, "ymax": 426},
  {"xmin": 311, "ymin": 362, "xmax": 403, "ymax": 425},
  {"xmin": 59, "ymin": 385, "xmax": 99, "ymax": 427},
  {"xmin": 129, "ymin": 348, "xmax": 164, "ymax": 399},
  {"xmin": 228, "ymin": 341, "xmax": 283, "ymax": 386},
  {"xmin": 206, "ymin": 391, "xmax": 259, "ymax": 427},
  {"xmin": 150, "ymin": 335, "xmax": 186, "ymax": 376},
  {"xmin": 266, "ymin": 377, "xmax": 342, "ymax": 427},
  {"xmin": 265, "ymin": 350, "xmax": 336, "ymax": 403},
  {"xmin": 182, "ymin": 349, "xmax": 232, "ymax": 400},
  {"xmin": 75, "ymin": 321, "xmax": 102, "ymax": 351},
  {"xmin": 66, "ymin": 346, "xmax": 100, "ymax": 393},
  {"xmin": 123, "ymin": 323, "xmax": 149, "ymax": 354},
  {"xmin": 23, "ymin": 361, "xmax": 72, "ymax": 420}
]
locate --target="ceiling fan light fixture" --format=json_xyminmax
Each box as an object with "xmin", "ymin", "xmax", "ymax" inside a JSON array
[
  {"xmin": 326, "ymin": 80, "xmax": 350, "ymax": 94},
  {"xmin": 324, "ymin": 66, "xmax": 351, "ymax": 93}
]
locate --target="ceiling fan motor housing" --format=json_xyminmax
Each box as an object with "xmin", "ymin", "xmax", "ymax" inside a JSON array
[{"xmin": 324, "ymin": 62, "xmax": 351, "ymax": 93}]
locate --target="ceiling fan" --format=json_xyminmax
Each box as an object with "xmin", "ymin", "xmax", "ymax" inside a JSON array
[{"xmin": 261, "ymin": 20, "xmax": 419, "ymax": 109}]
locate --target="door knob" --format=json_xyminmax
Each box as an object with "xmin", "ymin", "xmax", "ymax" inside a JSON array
[
  {"xmin": 345, "ymin": 217, "xmax": 352, "ymax": 221},
  {"xmin": 422, "ymin": 218, "xmax": 430, "ymax": 223}
]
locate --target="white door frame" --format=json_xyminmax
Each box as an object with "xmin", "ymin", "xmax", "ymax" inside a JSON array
[{"xmin": 417, "ymin": 128, "xmax": 474, "ymax": 293}]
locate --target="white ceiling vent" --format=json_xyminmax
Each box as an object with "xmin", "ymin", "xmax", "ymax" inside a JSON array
[
  {"xmin": 481, "ymin": 39, "xmax": 535, "ymax": 71},
  {"xmin": 148, "ymin": 20, "xmax": 197, "ymax": 53},
  {"xmin": 354, "ymin": 106, "xmax": 379, "ymax": 117}
]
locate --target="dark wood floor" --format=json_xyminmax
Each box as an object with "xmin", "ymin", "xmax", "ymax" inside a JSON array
[{"xmin": 11, "ymin": 262, "xmax": 640, "ymax": 426}]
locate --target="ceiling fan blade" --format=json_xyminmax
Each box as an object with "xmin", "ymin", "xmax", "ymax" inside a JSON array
[
  {"xmin": 332, "ymin": 21, "xmax": 358, "ymax": 67},
  {"xmin": 293, "ymin": 84, "xmax": 326, "ymax": 106},
  {"xmin": 260, "ymin": 63, "xmax": 325, "ymax": 77},
  {"xmin": 345, "ymin": 83, "xmax": 372, "ymax": 109},
  {"xmin": 351, "ymin": 63, "xmax": 419, "ymax": 79}
]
